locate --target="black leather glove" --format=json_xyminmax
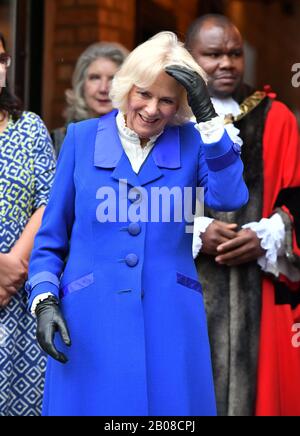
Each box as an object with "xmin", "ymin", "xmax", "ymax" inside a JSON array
[
  {"xmin": 165, "ymin": 65, "xmax": 217, "ymax": 123},
  {"xmin": 35, "ymin": 295, "xmax": 71, "ymax": 364}
]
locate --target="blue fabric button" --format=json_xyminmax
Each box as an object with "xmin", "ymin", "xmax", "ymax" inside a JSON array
[
  {"xmin": 232, "ymin": 143, "xmax": 241, "ymax": 154},
  {"xmin": 125, "ymin": 253, "xmax": 139, "ymax": 267},
  {"xmin": 128, "ymin": 223, "xmax": 141, "ymax": 236}
]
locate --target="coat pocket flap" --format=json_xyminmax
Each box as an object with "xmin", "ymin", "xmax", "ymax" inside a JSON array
[
  {"xmin": 60, "ymin": 273, "xmax": 94, "ymax": 298},
  {"xmin": 176, "ymin": 272, "xmax": 203, "ymax": 294}
]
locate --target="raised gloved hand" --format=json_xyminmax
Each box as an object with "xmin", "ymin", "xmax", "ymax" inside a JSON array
[
  {"xmin": 165, "ymin": 65, "xmax": 217, "ymax": 123},
  {"xmin": 35, "ymin": 295, "xmax": 71, "ymax": 364}
]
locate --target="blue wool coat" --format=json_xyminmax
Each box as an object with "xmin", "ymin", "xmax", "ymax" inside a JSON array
[{"xmin": 27, "ymin": 110, "xmax": 248, "ymax": 416}]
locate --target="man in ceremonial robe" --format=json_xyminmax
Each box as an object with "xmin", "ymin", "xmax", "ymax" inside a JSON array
[{"xmin": 186, "ymin": 14, "xmax": 300, "ymax": 416}]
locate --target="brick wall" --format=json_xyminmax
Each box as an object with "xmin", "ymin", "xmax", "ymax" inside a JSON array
[
  {"xmin": 43, "ymin": 0, "xmax": 136, "ymax": 130},
  {"xmin": 42, "ymin": 0, "xmax": 199, "ymax": 130}
]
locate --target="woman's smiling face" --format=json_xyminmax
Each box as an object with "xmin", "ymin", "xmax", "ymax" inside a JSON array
[{"xmin": 126, "ymin": 71, "xmax": 181, "ymax": 144}]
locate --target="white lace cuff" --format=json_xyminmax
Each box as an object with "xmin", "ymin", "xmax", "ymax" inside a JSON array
[
  {"xmin": 224, "ymin": 122, "xmax": 243, "ymax": 146},
  {"xmin": 242, "ymin": 213, "xmax": 285, "ymax": 276},
  {"xmin": 192, "ymin": 216, "xmax": 214, "ymax": 258},
  {"xmin": 194, "ymin": 116, "xmax": 225, "ymax": 144},
  {"xmin": 194, "ymin": 115, "xmax": 243, "ymax": 146},
  {"xmin": 31, "ymin": 292, "xmax": 55, "ymax": 316}
]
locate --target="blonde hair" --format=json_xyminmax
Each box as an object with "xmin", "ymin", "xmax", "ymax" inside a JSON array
[{"xmin": 110, "ymin": 31, "xmax": 207, "ymax": 125}]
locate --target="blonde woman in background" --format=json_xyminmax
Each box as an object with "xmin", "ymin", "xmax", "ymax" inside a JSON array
[{"xmin": 52, "ymin": 41, "xmax": 128, "ymax": 155}]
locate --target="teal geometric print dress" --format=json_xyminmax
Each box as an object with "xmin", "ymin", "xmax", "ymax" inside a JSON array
[{"xmin": 0, "ymin": 112, "xmax": 56, "ymax": 416}]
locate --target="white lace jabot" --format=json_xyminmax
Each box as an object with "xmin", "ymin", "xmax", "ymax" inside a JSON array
[
  {"xmin": 211, "ymin": 96, "xmax": 242, "ymax": 118},
  {"xmin": 116, "ymin": 111, "xmax": 162, "ymax": 174}
]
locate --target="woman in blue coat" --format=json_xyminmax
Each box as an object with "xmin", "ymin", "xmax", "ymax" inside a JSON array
[{"xmin": 26, "ymin": 32, "xmax": 248, "ymax": 416}]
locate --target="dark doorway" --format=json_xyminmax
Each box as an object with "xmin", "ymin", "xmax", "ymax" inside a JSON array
[
  {"xmin": 197, "ymin": 0, "xmax": 225, "ymax": 15},
  {"xmin": 135, "ymin": 0, "xmax": 177, "ymax": 45},
  {"xmin": 15, "ymin": 0, "xmax": 44, "ymax": 114}
]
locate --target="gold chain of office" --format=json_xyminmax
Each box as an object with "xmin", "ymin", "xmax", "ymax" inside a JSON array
[{"xmin": 223, "ymin": 90, "xmax": 267, "ymax": 124}]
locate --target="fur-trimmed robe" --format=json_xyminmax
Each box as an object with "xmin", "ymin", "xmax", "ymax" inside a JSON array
[{"xmin": 196, "ymin": 85, "xmax": 300, "ymax": 416}]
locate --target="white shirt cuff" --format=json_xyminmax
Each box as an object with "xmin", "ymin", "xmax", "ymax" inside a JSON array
[
  {"xmin": 194, "ymin": 115, "xmax": 243, "ymax": 146},
  {"xmin": 192, "ymin": 216, "xmax": 214, "ymax": 258},
  {"xmin": 31, "ymin": 292, "xmax": 55, "ymax": 316},
  {"xmin": 194, "ymin": 116, "xmax": 225, "ymax": 143},
  {"xmin": 242, "ymin": 213, "xmax": 285, "ymax": 276}
]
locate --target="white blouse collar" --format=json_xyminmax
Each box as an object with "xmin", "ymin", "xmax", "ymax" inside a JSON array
[{"xmin": 116, "ymin": 110, "xmax": 162, "ymax": 148}]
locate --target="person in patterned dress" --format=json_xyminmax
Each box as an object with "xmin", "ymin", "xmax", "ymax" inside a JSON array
[{"xmin": 0, "ymin": 33, "xmax": 56, "ymax": 416}]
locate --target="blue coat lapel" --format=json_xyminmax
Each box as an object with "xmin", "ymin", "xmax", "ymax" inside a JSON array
[
  {"xmin": 94, "ymin": 110, "xmax": 122, "ymax": 168},
  {"xmin": 93, "ymin": 110, "xmax": 138, "ymax": 187},
  {"xmin": 94, "ymin": 110, "xmax": 181, "ymax": 187},
  {"xmin": 138, "ymin": 125, "xmax": 181, "ymax": 186},
  {"xmin": 152, "ymin": 125, "xmax": 181, "ymax": 170},
  {"xmin": 111, "ymin": 153, "xmax": 140, "ymax": 188}
]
